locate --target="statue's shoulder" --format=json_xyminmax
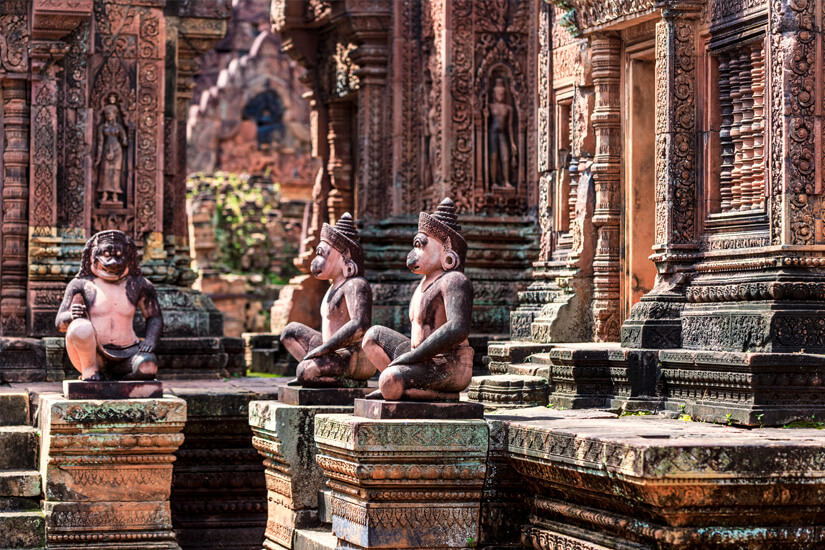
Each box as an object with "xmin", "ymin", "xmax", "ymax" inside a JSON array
[
  {"xmin": 441, "ymin": 270, "xmax": 471, "ymax": 289},
  {"xmin": 126, "ymin": 275, "xmax": 157, "ymax": 299},
  {"xmin": 345, "ymin": 276, "xmax": 371, "ymax": 292},
  {"xmin": 66, "ymin": 276, "xmax": 91, "ymax": 292}
]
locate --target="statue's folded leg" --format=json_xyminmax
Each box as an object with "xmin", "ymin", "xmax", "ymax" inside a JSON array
[
  {"xmin": 65, "ymin": 318, "xmax": 101, "ymax": 381},
  {"xmin": 378, "ymin": 348, "xmax": 473, "ymax": 401},
  {"xmin": 125, "ymin": 352, "xmax": 158, "ymax": 381},
  {"xmin": 281, "ymin": 322, "xmax": 322, "ymax": 362},
  {"xmin": 296, "ymin": 347, "xmax": 358, "ymax": 387},
  {"xmin": 362, "ymin": 326, "xmax": 410, "ymax": 372}
]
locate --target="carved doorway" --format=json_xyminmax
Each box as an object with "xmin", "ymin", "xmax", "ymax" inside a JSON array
[{"xmin": 621, "ymin": 41, "xmax": 657, "ymax": 324}]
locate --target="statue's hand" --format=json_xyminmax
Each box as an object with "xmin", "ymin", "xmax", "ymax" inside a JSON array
[
  {"xmin": 139, "ymin": 340, "xmax": 155, "ymax": 353},
  {"xmin": 389, "ymin": 351, "xmax": 417, "ymax": 368},
  {"xmin": 303, "ymin": 345, "xmax": 328, "ymax": 360},
  {"xmin": 70, "ymin": 303, "xmax": 87, "ymax": 320}
]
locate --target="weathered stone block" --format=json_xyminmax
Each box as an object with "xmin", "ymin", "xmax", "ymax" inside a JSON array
[
  {"xmin": 467, "ymin": 375, "xmax": 549, "ymax": 409},
  {"xmin": 249, "ymin": 401, "xmax": 354, "ymax": 550},
  {"xmin": 660, "ymin": 349, "xmax": 825, "ymax": 426},
  {"xmin": 39, "ymin": 395, "xmax": 186, "ymax": 549},
  {"xmin": 314, "ymin": 414, "xmax": 488, "ymax": 549},
  {"xmin": 505, "ymin": 409, "xmax": 825, "ymax": 549}
]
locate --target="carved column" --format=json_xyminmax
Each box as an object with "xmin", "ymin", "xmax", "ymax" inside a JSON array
[
  {"xmin": 622, "ymin": 3, "xmax": 701, "ymax": 349},
  {"xmin": 351, "ymin": 42, "xmax": 389, "ymax": 221},
  {"xmin": 327, "ymin": 102, "xmax": 353, "ymax": 225},
  {"xmin": 1, "ymin": 79, "xmax": 31, "ymax": 336},
  {"xmin": 589, "ymin": 34, "xmax": 622, "ymax": 342}
]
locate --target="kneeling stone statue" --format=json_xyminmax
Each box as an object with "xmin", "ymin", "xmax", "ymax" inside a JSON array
[
  {"xmin": 56, "ymin": 230, "xmax": 163, "ymax": 381},
  {"xmin": 363, "ymin": 198, "xmax": 474, "ymax": 401},
  {"xmin": 281, "ymin": 213, "xmax": 375, "ymax": 387}
]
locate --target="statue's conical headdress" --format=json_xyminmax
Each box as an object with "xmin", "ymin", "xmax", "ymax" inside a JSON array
[
  {"xmin": 418, "ymin": 198, "xmax": 467, "ymax": 266},
  {"xmin": 320, "ymin": 212, "xmax": 364, "ymax": 274}
]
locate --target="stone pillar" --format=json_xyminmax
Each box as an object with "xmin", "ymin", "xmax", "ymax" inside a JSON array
[
  {"xmin": 39, "ymin": 395, "xmax": 186, "ymax": 549},
  {"xmin": 622, "ymin": 3, "xmax": 701, "ymax": 349},
  {"xmin": 352, "ymin": 42, "xmax": 389, "ymax": 221},
  {"xmin": 589, "ymin": 34, "xmax": 622, "ymax": 343},
  {"xmin": 249, "ymin": 394, "xmax": 364, "ymax": 550},
  {"xmin": 1, "ymin": 78, "xmax": 30, "ymax": 336},
  {"xmin": 314, "ymin": 409, "xmax": 488, "ymax": 550},
  {"xmin": 327, "ymin": 102, "xmax": 354, "ymax": 225}
]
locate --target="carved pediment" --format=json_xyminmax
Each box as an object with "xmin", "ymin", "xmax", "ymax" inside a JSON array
[{"xmin": 547, "ymin": 0, "xmax": 658, "ymax": 34}]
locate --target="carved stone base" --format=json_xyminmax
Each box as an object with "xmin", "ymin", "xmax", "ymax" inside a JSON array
[
  {"xmin": 682, "ymin": 302, "xmax": 825, "ymax": 353},
  {"xmin": 544, "ymin": 345, "xmax": 615, "ymax": 409},
  {"xmin": 63, "ymin": 380, "xmax": 163, "ymax": 399},
  {"xmin": 467, "ymin": 375, "xmax": 549, "ymax": 409},
  {"xmin": 39, "ymin": 395, "xmax": 186, "ymax": 549},
  {"xmin": 660, "ymin": 349, "xmax": 825, "ymax": 426},
  {"xmin": 507, "ymin": 411, "xmax": 825, "ymax": 550},
  {"xmin": 543, "ymin": 345, "xmax": 661, "ymax": 411},
  {"xmin": 314, "ymin": 413, "xmax": 488, "ymax": 549},
  {"xmin": 249, "ymin": 401, "xmax": 355, "ymax": 550},
  {"xmin": 621, "ymin": 295, "xmax": 685, "ymax": 349},
  {"xmin": 0, "ymin": 338, "xmax": 46, "ymax": 383}
]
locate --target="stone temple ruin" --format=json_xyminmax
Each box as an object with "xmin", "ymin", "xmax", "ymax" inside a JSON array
[{"xmin": 2, "ymin": 0, "xmax": 825, "ymax": 549}]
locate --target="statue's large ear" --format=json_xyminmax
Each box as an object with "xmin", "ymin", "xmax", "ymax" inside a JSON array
[
  {"xmin": 440, "ymin": 236, "xmax": 460, "ymax": 271},
  {"xmin": 341, "ymin": 248, "xmax": 358, "ymax": 278}
]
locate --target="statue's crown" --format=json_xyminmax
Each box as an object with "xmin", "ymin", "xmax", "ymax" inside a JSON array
[
  {"xmin": 320, "ymin": 213, "xmax": 364, "ymax": 271},
  {"xmin": 94, "ymin": 230, "xmax": 128, "ymax": 246},
  {"xmin": 418, "ymin": 198, "xmax": 467, "ymax": 265}
]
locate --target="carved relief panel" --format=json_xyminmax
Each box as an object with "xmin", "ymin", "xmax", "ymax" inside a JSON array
[{"xmin": 88, "ymin": 0, "xmax": 165, "ymax": 239}]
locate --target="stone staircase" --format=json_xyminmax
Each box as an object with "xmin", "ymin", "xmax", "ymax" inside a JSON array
[{"xmin": 0, "ymin": 392, "xmax": 44, "ymax": 550}]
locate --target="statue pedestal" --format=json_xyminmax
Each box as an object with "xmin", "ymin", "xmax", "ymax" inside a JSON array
[
  {"xmin": 38, "ymin": 395, "xmax": 186, "ymax": 549},
  {"xmin": 63, "ymin": 380, "xmax": 163, "ymax": 399},
  {"xmin": 314, "ymin": 409, "xmax": 489, "ymax": 549},
  {"xmin": 249, "ymin": 398, "xmax": 356, "ymax": 550},
  {"xmin": 279, "ymin": 386, "xmax": 371, "ymax": 406}
]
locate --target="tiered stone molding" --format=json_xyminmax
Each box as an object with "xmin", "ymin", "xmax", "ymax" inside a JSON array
[
  {"xmin": 314, "ymin": 413, "xmax": 488, "ymax": 549},
  {"xmin": 39, "ymin": 395, "xmax": 186, "ymax": 549}
]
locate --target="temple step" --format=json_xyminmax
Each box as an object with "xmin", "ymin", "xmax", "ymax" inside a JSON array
[
  {"xmin": 0, "ymin": 392, "xmax": 30, "ymax": 426},
  {"xmin": 0, "ymin": 427, "xmax": 37, "ymax": 471},
  {"xmin": 0, "ymin": 500, "xmax": 45, "ymax": 549},
  {"xmin": 0, "ymin": 472, "xmax": 40, "ymax": 499}
]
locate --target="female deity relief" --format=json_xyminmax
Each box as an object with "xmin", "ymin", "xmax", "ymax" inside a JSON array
[{"xmin": 95, "ymin": 94, "xmax": 128, "ymax": 207}]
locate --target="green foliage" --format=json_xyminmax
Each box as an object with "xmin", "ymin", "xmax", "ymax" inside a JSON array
[
  {"xmin": 620, "ymin": 410, "xmax": 653, "ymax": 417},
  {"xmin": 187, "ymin": 172, "xmax": 300, "ymax": 284}
]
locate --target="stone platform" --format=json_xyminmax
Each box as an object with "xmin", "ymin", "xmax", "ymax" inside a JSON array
[
  {"xmin": 504, "ymin": 407, "xmax": 825, "ymax": 550},
  {"xmin": 353, "ymin": 399, "xmax": 484, "ymax": 419}
]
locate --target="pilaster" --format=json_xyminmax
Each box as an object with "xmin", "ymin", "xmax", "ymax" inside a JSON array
[
  {"xmin": 622, "ymin": 2, "xmax": 701, "ymax": 349},
  {"xmin": 589, "ymin": 34, "xmax": 622, "ymax": 343}
]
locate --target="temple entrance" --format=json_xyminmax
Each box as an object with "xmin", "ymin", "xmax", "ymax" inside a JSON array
[{"xmin": 621, "ymin": 42, "xmax": 657, "ymax": 323}]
